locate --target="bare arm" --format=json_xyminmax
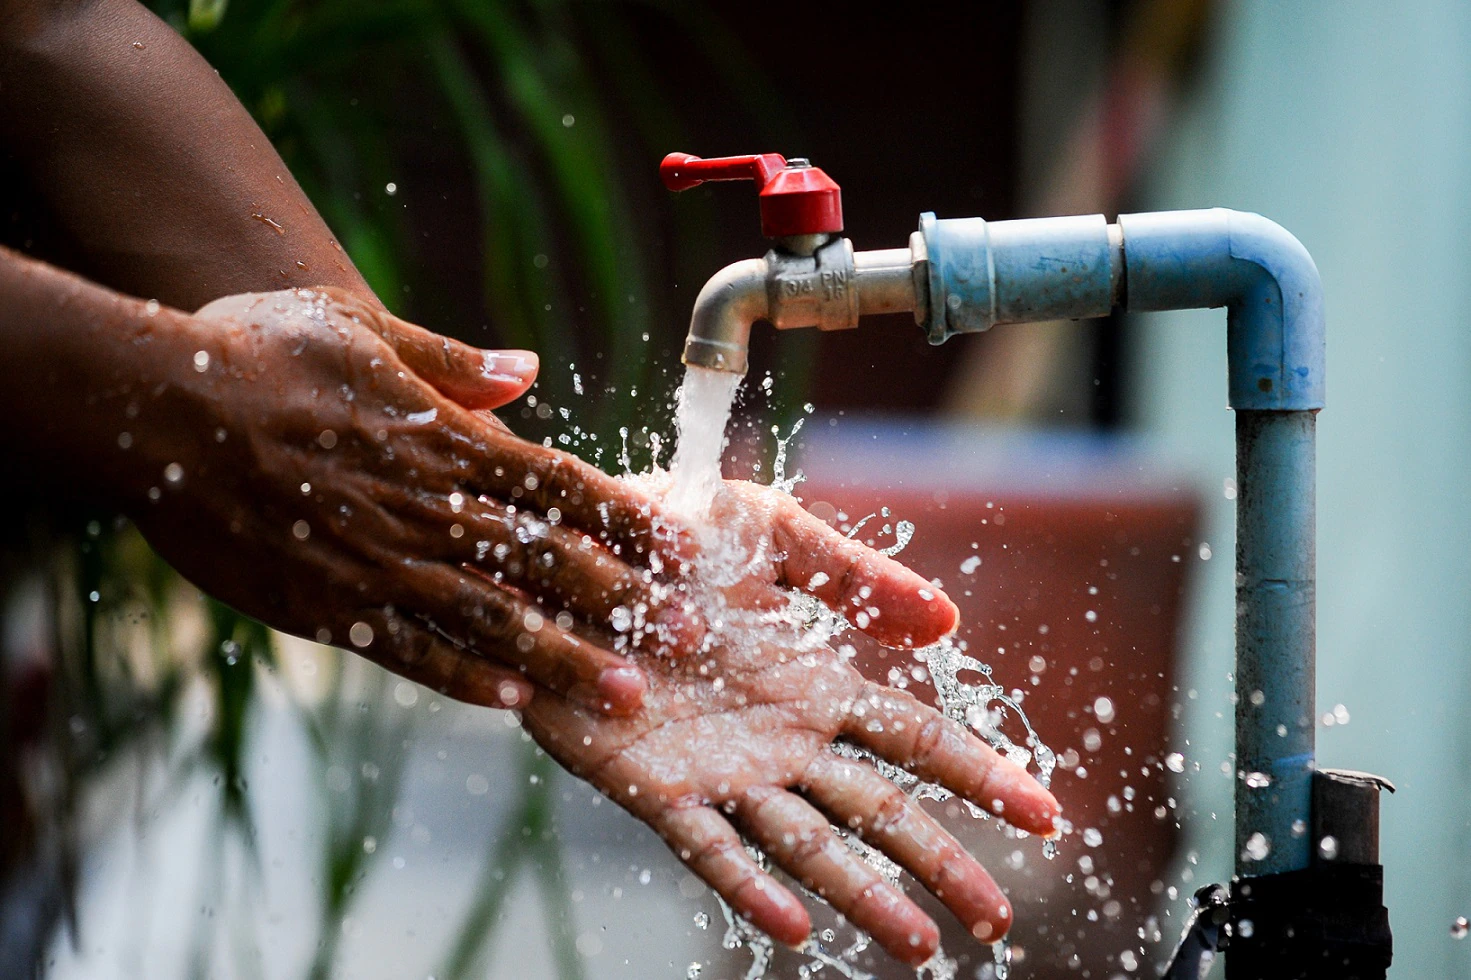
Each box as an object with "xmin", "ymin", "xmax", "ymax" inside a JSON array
[{"xmin": 0, "ymin": 0, "xmax": 372, "ymax": 309}]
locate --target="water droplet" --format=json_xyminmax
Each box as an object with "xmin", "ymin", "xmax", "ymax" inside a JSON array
[
  {"xmin": 164, "ymin": 462, "xmax": 184, "ymax": 484},
  {"xmin": 960, "ymin": 555, "xmax": 981, "ymax": 574},
  {"xmin": 562, "ymin": 114, "xmax": 575, "ymax": 127},
  {"xmin": 1319, "ymin": 835, "xmax": 1339, "ymax": 860},
  {"xmin": 385, "ymin": 182, "xmax": 398, "ymax": 196},
  {"xmin": 1093, "ymin": 696, "xmax": 1115, "ymax": 724},
  {"xmin": 394, "ymin": 682, "xmax": 419, "ymax": 707},
  {"xmin": 466, "ymin": 773, "xmax": 489, "ymax": 796},
  {"xmin": 1084, "ymin": 609, "xmax": 1098, "ymax": 623},
  {"xmin": 318, "ymin": 429, "xmax": 338, "ymax": 449},
  {"xmin": 609, "ymin": 606, "xmax": 633, "ymax": 632},
  {"xmin": 693, "ymin": 911, "xmax": 710, "ymax": 929},
  {"xmin": 193, "ymin": 349, "xmax": 210, "ymax": 372},
  {"xmin": 292, "ymin": 520, "xmax": 311, "ymax": 540},
  {"xmin": 1242, "ymin": 832, "xmax": 1271, "ymax": 862},
  {"xmin": 1082, "ymin": 828, "xmax": 1103, "ymax": 847},
  {"xmin": 349, "ymin": 621, "xmax": 374, "ymax": 648},
  {"xmin": 362, "ymin": 836, "xmax": 377, "ymax": 854},
  {"xmin": 1165, "ymin": 752, "xmax": 1186, "ymax": 773},
  {"xmin": 1243, "ymin": 771, "xmax": 1272, "ymax": 789},
  {"xmin": 1237, "ymin": 918, "xmax": 1254, "ymax": 938},
  {"xmin": 1452, "ymin": 916, "xmax": 1468, "ymax": 939},
  {"xmin": 685, "ymin": 964, "xmax": 702, "ymax": 979}
]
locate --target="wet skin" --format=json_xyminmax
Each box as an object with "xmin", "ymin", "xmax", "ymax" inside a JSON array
[{"xmin": 525, "ymin": 482, "xmax": 1062, "ymax": 965}]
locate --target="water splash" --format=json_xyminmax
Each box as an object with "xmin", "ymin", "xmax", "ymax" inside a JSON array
[{"xmin": 626, "ymin": 365, "xmax": 1055, "ymax": 977}]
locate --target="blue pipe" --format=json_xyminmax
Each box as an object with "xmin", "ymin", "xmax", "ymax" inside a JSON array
[{"xmin": 923, "ymin": 208, "xmax": 1324, "ymax": 878}]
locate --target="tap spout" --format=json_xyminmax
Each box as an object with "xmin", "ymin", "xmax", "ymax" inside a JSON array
[{"xmin": 682, "ymin": 258, "xmax": 769, "ymax": 374}]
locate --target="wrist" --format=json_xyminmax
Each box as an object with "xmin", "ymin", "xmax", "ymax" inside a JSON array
[{"xmin": 2, "ymin": 248, "xmax": 214, "ymax": 512}]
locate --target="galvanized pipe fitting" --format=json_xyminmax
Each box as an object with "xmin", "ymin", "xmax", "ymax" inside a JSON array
[{"xmin": 681, "ymin": 237, "xmax": 925, "ymax": 374}]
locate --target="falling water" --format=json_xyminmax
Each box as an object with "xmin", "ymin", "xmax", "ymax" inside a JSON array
[{"xmin": 665, "ymin": 366, "xmax": 742, "ymax": 518}]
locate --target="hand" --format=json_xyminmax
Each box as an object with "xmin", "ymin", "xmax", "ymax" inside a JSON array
[
  {"xmin": 524, "ymin": 482, "xmax": 1060, "ymax": 966},
  {"xmin": 128, "ymin": 287, "xmax": 697, "ymax": 714}
]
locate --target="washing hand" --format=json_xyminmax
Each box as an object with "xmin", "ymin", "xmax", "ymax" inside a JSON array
[
  {"xmin": 523, "ymin": 482, "xmax": 1061, "ymax": 966},
  {"xmin": 5, "ymin": 264, "xmax": 708, "ymax": 714}
]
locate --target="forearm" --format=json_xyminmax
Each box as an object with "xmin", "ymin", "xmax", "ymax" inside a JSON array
[
  {"xmin": 1, "ymin": 245, "xmax": 200, "ymax": 509},
  {"xmin": 0, "ymin": 0, "xmax": 372, "ymax": 310}
]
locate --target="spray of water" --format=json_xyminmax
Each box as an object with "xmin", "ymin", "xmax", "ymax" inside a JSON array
[{"xmin": 646, "ymin": 365, "xmax": 1057, "ymax": 978}]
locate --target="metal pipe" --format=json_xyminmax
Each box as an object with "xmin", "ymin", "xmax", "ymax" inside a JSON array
[
  {"xmin": 681, "ymin": 243, "xmax": 922, "ymax": 374},
  {"xmin": 854, "ymin": 246, "xmax": 921, "ymax": 316},
  {"xmin": 1234, "ymin": 409, "xmax": 1316, "ymax": 875},
  {"xmin": 682, "ymin": 257, "xmax": 768, "ymax": 374},
  {"xmin": 921, "ymin": 208, "xmax": 1324, "ymax": 877}
]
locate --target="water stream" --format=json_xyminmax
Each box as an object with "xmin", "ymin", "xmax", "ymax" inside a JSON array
[{"xmin": 665, "ymin": 366, "xmax": 742, "ymax": 518}]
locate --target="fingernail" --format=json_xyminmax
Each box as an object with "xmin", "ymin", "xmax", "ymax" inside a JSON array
[
  {"xmin": 483, "ymin": 350, "xmax": 539, "ymax": 382},
  {"xmin": 596, "ymin": 665, "xmax": 646, "ymax": 712}
]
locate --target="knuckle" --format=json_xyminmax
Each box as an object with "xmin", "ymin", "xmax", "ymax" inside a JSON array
[
  {"xmin": 910, "ymin": 713, "xmax": 949, "ymax": 764},
  {"xmin": 787, "ymin": 827, "xmax": 829, "ymax": 869},
  {"xmin": 870, "ymin": 784, "xmax": 912, "ymax": 834}
]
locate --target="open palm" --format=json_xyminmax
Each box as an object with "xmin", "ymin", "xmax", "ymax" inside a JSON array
[{"xmin": 524, "ymin": 481, "xmax": 1060, "ymax": 966}]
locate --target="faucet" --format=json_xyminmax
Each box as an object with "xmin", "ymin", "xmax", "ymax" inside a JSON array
[
  {"xmin": 664, "ymin": 152, "xmax": 1392, "ymax": 978},
  {"xmin": 659, "ymin": 152, "xmax": 919, "ymax": 374}
]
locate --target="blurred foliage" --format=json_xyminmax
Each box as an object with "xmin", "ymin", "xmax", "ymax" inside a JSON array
[{"xmin": 12, "ymin": 1, "xmax": 808, "ymax": 977}]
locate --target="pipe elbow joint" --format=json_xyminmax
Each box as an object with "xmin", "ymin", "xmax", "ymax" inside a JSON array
[
  {"xmin": 1119, "ymin": 208, "xmax": 1325, "ymax": 411},
  {"xmin": 681, "ymin": 258, "xmax": 769, "ymax": 374}
]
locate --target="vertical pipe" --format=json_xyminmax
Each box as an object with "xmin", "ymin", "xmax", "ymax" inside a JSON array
[{"xmin": 1234, "ymin": 409, "xmax": 1316, "ymax": 877}]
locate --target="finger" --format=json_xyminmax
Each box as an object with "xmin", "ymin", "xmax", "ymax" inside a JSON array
[
  {"xmin": 303, "ymin": 286, "xmax": 537, "ymax": 410},
  {"xmin": 803, "ymin": 752, "xmax": 1013, "ymax": 943},
  {"xmin": 395, "ymin": 561, "xmax": 646, "ymax": 715},
  {"xmin": 656, "ymin": 806, "xmax": 810, "ymax": 948},
  {"xmin": 737, "ymin": 788, "xmax": 939, "ymax": 966},
  {"xmin": 363, "ymin": 614, "xmax": 535, "ymax": 710},
  {"xmin": 842, "ymin": 683, "xmax": 1060, "ymax": 836},
  {"xmin": 454, "ymin": 430, "xmax": 696, "ymax": 572},
  {"xmin": 377, "ymin": 316, "xmax": 539, "ymax": 410},
  {"xmin": 770, "ymin": 500, "xmax": 958, "ymax": 648},
  {"xmin": 415, "ymin": 496, "xmax": 704, "ymax": 655}
]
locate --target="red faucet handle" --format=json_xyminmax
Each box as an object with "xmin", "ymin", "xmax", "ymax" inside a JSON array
[
  {"xmin": 659, "ymin": 152, "xmax": 787, "ymax": 191},
  {"xmin": 660, "ymin": 151, "xmax": 844, "ymax": 238}
]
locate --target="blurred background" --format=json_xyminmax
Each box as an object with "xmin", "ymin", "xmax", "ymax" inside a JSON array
[{"xmin": 3, "ymin": 0, "xmax": 1469, "ymax": 977}]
